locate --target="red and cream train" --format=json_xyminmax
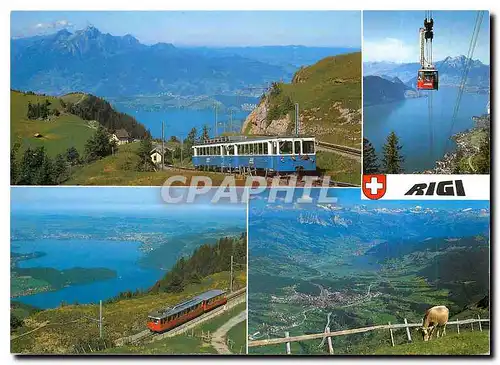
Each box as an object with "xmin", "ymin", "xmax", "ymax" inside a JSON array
[{"xmin": 147, "ymin": 289, "xmax": 227, "ymax": 333}]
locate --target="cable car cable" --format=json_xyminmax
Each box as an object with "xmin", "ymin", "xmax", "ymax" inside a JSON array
[
  {"xmin": 445, "ymin": 11, "xmax": 484, "ymax": 154},
  {"xmin": 424, "ymin": 11, "xmax": 434, "ymax": 162}
]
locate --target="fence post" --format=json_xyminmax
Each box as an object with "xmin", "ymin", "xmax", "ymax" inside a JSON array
[
  {"xmin": 404, "ymin": 318, "xmax": 412, "ymax": 342},
  {"xmin": 478, "ymin": 315, "xmax": 482, "ymax": 332},
  {"xmin": 388, "ymin": 322, "xmax": 395, "ymax": 347},
  {"xmin": 457, "ymin": 322, "xmax": 460, "ymax": 334},
  {"xmin": 471, "ymin": 322, "xmax": 474, "ymax": 331},
  {"xmin": 326, "ymin": 327, "xmax": 334, "ymax": 355},
  {"xmin": 285, "ymin": 332, "xmax": 291, "ymax": 355}
]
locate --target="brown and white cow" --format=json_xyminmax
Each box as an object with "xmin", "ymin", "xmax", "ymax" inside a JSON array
[{"xmin": 420, "ymin": 305, "xmax": 449, "ymax": 341}]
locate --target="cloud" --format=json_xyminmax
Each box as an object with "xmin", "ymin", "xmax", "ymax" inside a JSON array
[
  {"xmin": 363, "ymin": 38, "xmax": 417, "ymax": 63},
  {"xmin": 33, "ymin": 20, "xmax": 73, "ymax": 31}
]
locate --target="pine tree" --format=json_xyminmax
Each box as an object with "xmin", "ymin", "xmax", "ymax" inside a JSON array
[
  {"xmin": 65, "ymin": 146, "xmax": 81, "ymax": 166},
  {"xmin": 136, "ymin": 135, "xmax": 156, "ymax": 172},
  {"xmin": 201, "ymin": 125, "xmax": 210, "ymax": 141},
  {"xmin": 27, "ymin": 102, "xmax": 34, "ymax": 119},
  {"xmin": 53, "ymin": 153, "xmax": 68, "ymax": 184},
  {"xmin": 363, "ymin": 138, "xmax": 380, "ymax": 174},
  {"xmin": 17, "ymin": 147, "xmax": 46, "ymax": 185},
  {"xmin": 381, "ymin": 131, "xmax": 404, "ymax": 174},
  {"xmin": 84, "ymin": 126, "xmax": 116, "ymax": 163},
  {"xmin": 10, "ymin": 142, "xmax": 21, "ymax": 184},
  {"xmin": 38, "ymin": 152, "xmax": 55, "ymax": 185},
  {"xmin": 184, "ymin": 127, "xmax": 197, "ymax": 158}
]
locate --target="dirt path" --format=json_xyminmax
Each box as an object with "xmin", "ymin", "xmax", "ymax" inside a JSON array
[
  {"xmin": 468, "ymin": 155, "xmax": 477, "ymax": 172},
  {"xmin": 210, "ymin": 310, "xmax": 246, "ymax": 354}
]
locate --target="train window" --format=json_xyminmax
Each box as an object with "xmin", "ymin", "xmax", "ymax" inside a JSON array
[
  {"xmin": 294, "ymin": 141, "xmax": 301, "ymax": 154},
  {"xmin": 217, "ymin": 146, "xmax": 221, "ymax": 155},
  {"xmin": 272, "ymin": 142, "xmax": 277, "ymax": 155},
  {"xmin": 303, "ymin": 141, "xmax": 315, "ymax": 154},
  {"xmin": 280, "ymin": 141, "xmax": 293, "ymax": 154},
  {"xmin": 227, "ymin": 145, "xmax": 234, "ymax": 155},
  {"xmin": 264, "ymin": 143, "xmax": 269, "ymax": 154}
]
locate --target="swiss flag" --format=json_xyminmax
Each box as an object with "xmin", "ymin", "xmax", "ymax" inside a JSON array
[{"xmin": 362, "ymin": 174, "xmax": 387, "ymax": 200}]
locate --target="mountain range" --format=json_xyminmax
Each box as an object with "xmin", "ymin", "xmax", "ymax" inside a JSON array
[
  {"xmin": 363, "ymin": 75, "xmax": 413, "ymax": 106},
  {"xmin": 11, "ymin": 26, "xmax": 353, "ymax": 98},
  {"xmin": 364, "ymin": 55, "xmax": 490, "ymax": 89}
]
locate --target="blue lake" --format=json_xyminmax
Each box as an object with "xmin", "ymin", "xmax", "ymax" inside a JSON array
[
  {"xmin": 11, "ymin": 208, "xmax": 246, "ymax": 309},
  {"xmin": 116, "ymin": 107, "xmax": 250, "ymax": 139},
  {"xmin": 13, "ymin": 238, "xmax": 163, "ymax": 309},
  {"xmin": 363, "ymin": 87, "xmax": 489, "ymax": 172}
]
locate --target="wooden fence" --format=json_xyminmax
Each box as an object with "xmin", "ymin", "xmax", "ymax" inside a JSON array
[{"xmin": 248, "ymin": 315, "xmax": 489, "ymax": 354}]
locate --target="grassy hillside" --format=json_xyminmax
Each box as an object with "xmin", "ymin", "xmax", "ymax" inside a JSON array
[
  {"xmin": 316, "ymin": 151, "xmax": 361, "ymax": 185},
  {"xmin": 371, "ymin": 331, "xmax": 489, "ymax": 355},
  {"xmin": 11, "ymin": 90, "xmax": 94, "ymax": 157},
  {"xmin": 66, "ymin": 142, "xmax": 243, "ymax": 186},
  {"xmin": 249, "ymin": 52, "xmax": 361, "ymax": 147},
  {"xmin": 11, "ymin": 270, "xmax": 246, "ymax": 354},
  {"xmin": 104, "ymin": 302, "xmax": 247, "ymax": 355}
]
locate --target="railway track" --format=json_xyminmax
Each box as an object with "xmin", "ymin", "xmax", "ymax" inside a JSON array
[
  {"xmin": 162, "ymin": 165, "xmax": 359, "ymax": 187},
  {"xmin": 315, "ymin": 141, "xmax": 361, "ymax": 158},
  {"xmin": 115, "ymin": 288, "xmax": 246, "ymax": 347}
]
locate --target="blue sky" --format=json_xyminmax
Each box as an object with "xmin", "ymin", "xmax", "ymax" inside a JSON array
[
  {"xmin": 11, "ymin": 11, "xmax": 361, "ymax": 47},
  {"xmin": 10, "ymin": 187, "xmax": 246, "ymax": 212},
  {"xmin": 363, "ymin": 10, "xmax": 490, "ymax": 64}
]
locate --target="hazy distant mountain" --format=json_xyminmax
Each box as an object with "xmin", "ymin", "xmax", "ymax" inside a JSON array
[
  {"xmin": 378, "ymin": 75, "xmax": 413, "ymax": 88},
  {"xmin": 188, "ymin": 45, "xmax": 360, "ymax": 72},
  {"xmin": 363, "ymin": 75, "xmax": 408, "ymax": 106},
  {"xmin": 11, "ymin": 26, "xmax": 291, "ymax": 97},
  {"xmin": 364, "ymin": 55, "xmax": 490, "ymax": 89}
]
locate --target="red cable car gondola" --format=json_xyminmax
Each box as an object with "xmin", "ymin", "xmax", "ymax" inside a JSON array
[
  {"xmin": 417, "ymin": 68, "xmax": 439, "ymax": 90},
  {"xmin": 417, "ymin": 13, "xmax": 438, "ymax": 91}
]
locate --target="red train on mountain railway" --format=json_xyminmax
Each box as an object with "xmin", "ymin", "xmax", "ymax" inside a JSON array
[{"xmin": 147, "ymin": 289, "xmax": 227, "ymax": 333}]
